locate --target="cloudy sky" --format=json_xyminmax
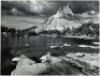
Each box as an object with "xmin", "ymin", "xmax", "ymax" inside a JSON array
[{"xmin": 1, "ymin": 0, "xmax": 99, "ymax": 17}]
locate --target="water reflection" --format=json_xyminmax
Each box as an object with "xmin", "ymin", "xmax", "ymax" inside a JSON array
[{"xmin": 1, "ymin": 35, "xmax": 99, "ymax": 75}]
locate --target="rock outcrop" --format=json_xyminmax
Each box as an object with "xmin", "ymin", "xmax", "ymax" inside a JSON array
[
  {"xmin": 35, "ymin": 4, "xmax": 98, "ymax": 34},
  {"xmin": 11, "ymin": 53, "xmax": 99, "ymax": 75}
]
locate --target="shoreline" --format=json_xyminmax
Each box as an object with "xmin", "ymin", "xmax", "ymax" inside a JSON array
[
  {"xmin": 63, "ymin": 35, "xmax": 97, "ymax": 40},
  {"xmin": 40, "ymin": 34, "xmax": 98, "ymax": 40}
]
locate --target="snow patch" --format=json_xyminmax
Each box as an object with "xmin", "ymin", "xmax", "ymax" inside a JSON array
[
  {"xmin": 78, "ymin": 45, "xmax": 99, "ymax": 49},
  {"xmin": 63, "ymin": 43, "xmax": 71, "ymax": 46}
]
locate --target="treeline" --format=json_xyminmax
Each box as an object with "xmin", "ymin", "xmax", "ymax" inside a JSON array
[
  {"xmin": 1, "ymin": 25, "xmax": 38, "ymax": 40},
  {"xmin": 62, "ymin": 21, "xmax": 99, "ymax": 40},
  {"xmin": 1, "ymin": 21, "xmax": 99, "ymax": 40},
  {"xmin": 71, "ymin": 22, "xmax": 99, "ymax": 36},
  {"xmin": 38, "ymin": 21, "xmax": 99, "ymax": 40}
]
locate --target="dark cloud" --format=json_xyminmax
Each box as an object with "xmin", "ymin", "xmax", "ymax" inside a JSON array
[
  {"xmin": 69, "ymin": 1, "xmax": 99, "ymax": 14},
  {"xmin": 1, "ymin": 1, "xmax": 99, "ymax": 16}
]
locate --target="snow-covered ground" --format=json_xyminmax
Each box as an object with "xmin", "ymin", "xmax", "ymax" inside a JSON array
[{"xmin": 66, "ymin": 52, "xmax": 100, "ymax": 67}]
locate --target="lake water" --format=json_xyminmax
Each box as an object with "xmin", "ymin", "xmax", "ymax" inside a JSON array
[
  {"xmin": 1, "ymin": 35, "xmax": 99, "ymax": 75},
  {"xmin": 2, "ymin": 35, "xmax": 99, "ymax": 57}
]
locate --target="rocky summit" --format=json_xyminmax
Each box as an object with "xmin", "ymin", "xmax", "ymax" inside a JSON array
[{"xmin": 35, "ymin": 4, "xmax": 98, "ymax": 33}]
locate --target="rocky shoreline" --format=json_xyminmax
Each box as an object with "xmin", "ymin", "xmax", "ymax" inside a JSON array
[{"xmin": 11, "ymin": 53, "xmax": 99, "ymax": 75}]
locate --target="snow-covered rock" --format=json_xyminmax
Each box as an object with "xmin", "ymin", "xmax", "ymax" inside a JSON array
[{"xmin": 11, "ymin": 53, "xmax": 99, "ymax": 75}]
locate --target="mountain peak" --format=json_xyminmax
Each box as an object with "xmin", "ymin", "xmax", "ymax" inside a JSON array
[
  {"xmin": 63, "ymin": 4, "xmax": 74, "ymax": 16},
  {"xmin": 52, "ymin": 4, "xmax": 74, "ymax": 18}
]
